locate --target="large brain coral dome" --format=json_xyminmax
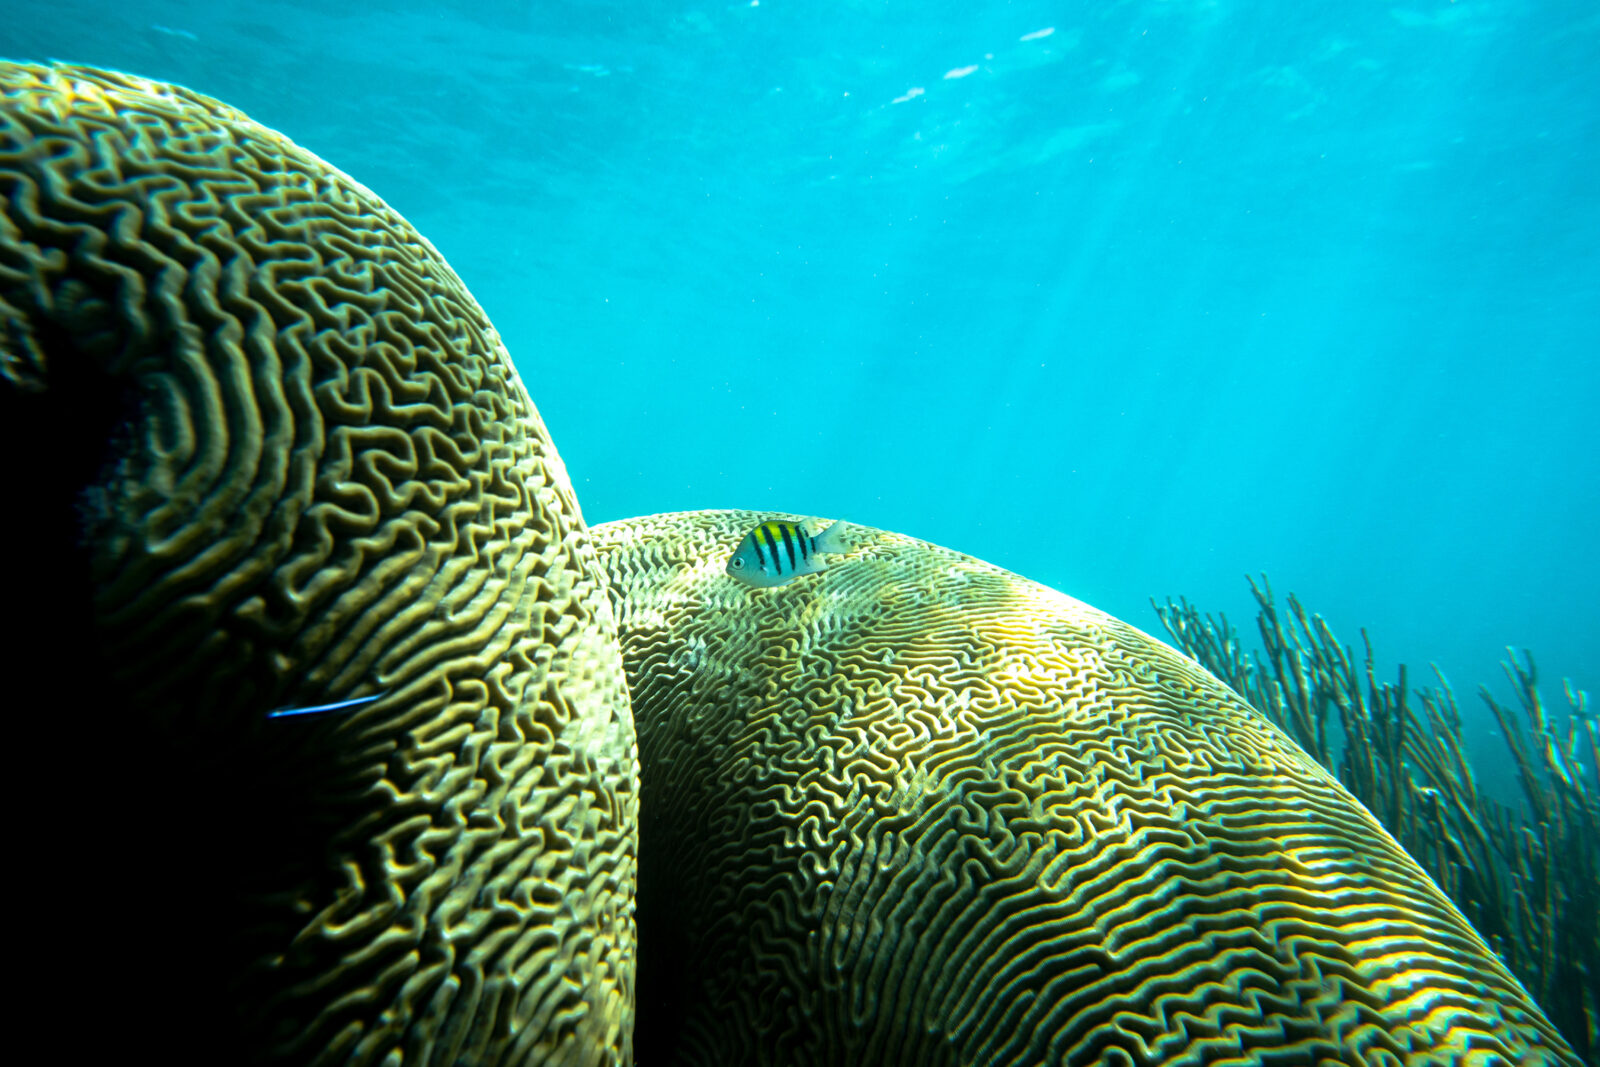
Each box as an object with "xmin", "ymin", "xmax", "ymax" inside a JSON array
[
  {"xmin": 0, "ymin": 62, "xmax": 636, "ymax": 1065},
  {"xmin": 592, "ymin": 510, "xmax": 1581, "ymax": 1066}
]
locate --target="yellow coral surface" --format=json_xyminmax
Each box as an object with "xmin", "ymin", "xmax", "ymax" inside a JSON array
[{"xmin": 593, "ymin": 509, "xmax": 1579, "ymax": 1066}]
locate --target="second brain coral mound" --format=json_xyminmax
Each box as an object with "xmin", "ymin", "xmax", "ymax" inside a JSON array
[
  {"xmin": 0, "ymin": 62, "xmax": 637, "ymax": 1065},
  {"xmin": 592, "ymin": 509, "xmax": 1582, "ymax": 1067}
]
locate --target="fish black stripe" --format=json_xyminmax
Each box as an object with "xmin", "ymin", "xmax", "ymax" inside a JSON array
[
  {"xmin": 760, "ymin": 524, "xmax": 783, "ymax": 573},
  {"xmin": 797, "ymin": 527, "xmax": 810, "ymax": 562},
  {"xmin": 751, "ymin": 528, "xmax": 767, "ymax": 568},
  {"xmin": 779, "ymin": 524, "xmax": 798, "ymax": 572}
]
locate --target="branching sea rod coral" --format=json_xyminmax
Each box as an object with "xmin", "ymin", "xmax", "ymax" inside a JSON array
[{"xmin": 1155, "ymin": 577, "xmax": 1599, "ymax": 1063}]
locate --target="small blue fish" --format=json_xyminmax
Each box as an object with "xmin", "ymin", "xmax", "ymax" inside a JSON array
[
  {"xmin": 726, "ymin": 518, "xmax": 850, "ymax": 588},
  {"xmin": 266, "ymin": 692, "xmax": 385, "ymax": 719}
]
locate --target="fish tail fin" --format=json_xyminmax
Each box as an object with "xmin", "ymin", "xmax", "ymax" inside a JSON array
[{"xmin": 812, "ymin": 519, "xmax": 851, "ymax": 555}]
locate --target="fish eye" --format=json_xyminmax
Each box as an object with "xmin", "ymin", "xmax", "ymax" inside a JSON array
[{"xmin": 731, "ymin": 558, "xmax": 744, "ymax": 569}]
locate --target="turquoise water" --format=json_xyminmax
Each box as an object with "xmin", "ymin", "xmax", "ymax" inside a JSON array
[{"xmin": 7, "ymin": 2, "xmax": 1597, "ymax": 778}]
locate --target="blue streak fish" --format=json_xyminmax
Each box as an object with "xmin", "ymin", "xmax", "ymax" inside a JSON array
[
  {"xmin": 726, "ymin": 518, "xmax": 850, "ymax": 588},
  {"xmin": 266, "ymin": 692, "xmax": 386, "ymax": 719}
]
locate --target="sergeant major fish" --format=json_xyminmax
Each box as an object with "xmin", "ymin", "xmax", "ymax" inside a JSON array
[{"xmin": 726, "ymin": 518, "xmax": 850, "ymax": 588}]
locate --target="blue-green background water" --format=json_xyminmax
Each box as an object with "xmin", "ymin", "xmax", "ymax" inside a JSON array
[{"xmin": 7, "ymin": 1, "xmax": 1596, "ymax": 789}]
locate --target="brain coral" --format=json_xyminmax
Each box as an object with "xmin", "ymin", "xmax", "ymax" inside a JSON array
[
  {"xmin": 0, "ymin": 62, "xmax": 635, "ymax": 1065},
  {"xmin": 592, "ymin": 509, "xmax": 1580, "ymax": 1067},
  {"xmin": 3, "ymin": 58, "xmax": 1580, "ymax": 1067}
]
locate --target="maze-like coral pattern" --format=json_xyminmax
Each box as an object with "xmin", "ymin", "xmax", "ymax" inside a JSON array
[
  {"xmin": 593, "ymin": 510, "xmax": 1579, "ymax": 1066},
  {"xmin": 0, "ymin": 62, "xmax": 635, "ymax": 1065}
]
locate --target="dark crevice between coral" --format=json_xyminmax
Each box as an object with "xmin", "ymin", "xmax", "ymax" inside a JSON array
[{"xmin": 634, "ymin": 766, "xmax": 692, "ymax": 1065}]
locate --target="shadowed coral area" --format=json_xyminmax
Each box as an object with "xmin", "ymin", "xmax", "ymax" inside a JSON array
[
  {"xmin": 0, "ymin": 62, "xmax": 636, "ymax": 1065},
  {"xmin": 592, "ymin": 509, "xmax": 1580, "ymax": 1066}
]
